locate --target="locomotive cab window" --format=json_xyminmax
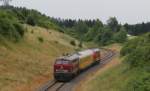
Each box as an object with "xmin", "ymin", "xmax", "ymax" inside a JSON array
[
  {"xmin": 62, "ymin": 60, "xmax": 69, "ymax": 64},
  {"xmin": 55, "ymin": 59, "xmax": 70, "ymax": 64}
]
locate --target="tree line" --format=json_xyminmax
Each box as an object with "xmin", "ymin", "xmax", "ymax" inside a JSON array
[
  {"xmin": 51, "ymin": 17, "xmax": 127, "ymax": 45},
  {"xmin": 0, "ymin": 6, "xmax": 150, "ymax": 44},
  {"xmin": 124, "ymin": 22, "xmax": 150, "ymax": 35}
]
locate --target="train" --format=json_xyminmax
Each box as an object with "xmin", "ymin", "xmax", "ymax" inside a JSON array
[{"xmin": 53, "ymin": 48, "xmax": 101, "ymax": 81}]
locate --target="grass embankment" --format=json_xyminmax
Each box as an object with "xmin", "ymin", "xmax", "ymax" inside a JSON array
[
  {"xmin": 75, "ymin": 44, "xmax": 134, "ymax": 91},
  {"xmin": 76, "ymin": 34, "xmax": 150, "ymax": 91},
  {"xmin": 0, "ymin": 26, "xmax": 80, "ymax": 91},
  {"xmin": 80, "ymin": 63, "xmax": 136, "ymax": 91}
]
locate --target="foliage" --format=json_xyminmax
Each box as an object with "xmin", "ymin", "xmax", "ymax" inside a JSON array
[
  {"xmin": 70, "ymin": 40, "xmax": 76, "ymax": 46},
  {"xmin": 1, "ymin": 6, "xmax": 149, "ymax": 46},
  {"xmin": 121, "ymin": 33, "xmax": 150, "ymax": 91},
  {"xmin": 53, "ymin": 17, "xmax": 127, "ymax": 46},
  {"xmin": 124, "ymin": 22, "xmax": 150, "ymax": 35},
  {"xmin": 26, "ymin": 16, "xmax": 36, "ymax": 26},
  {"xmin": 0, "ymin": 6, "xmax": 60, "ymax": 30},
  {"xmin": 125, "ymin": 71, "xmax": 150, "ymax": 91},
  {"xmin": 121, "ymin": 33, "xmax": 150, "ymax": 68},
  {"xmin": 107, "ymin": 17, "xmax": 120, "ymax": 32},
  {"xmin": 38, "ymin": 37, "xmax": 44, "ymax": 43},
  {"xmin": 75, "ymin": 21, "xmax": 89, "ymax": 34},
  {"xmin": 94, "ymin": 27, "xmax": 113, "ymax": 45},
  {"xmin": 0, "ymin": 6, "xmax": 129, "ymax": 45},
  {"xmin": 0, "ymin": 10, "xmax": 25, "ymax": 42},
  {"xmin": 113, "ymin": 27, "xmax": 127, "ymax": 43}
]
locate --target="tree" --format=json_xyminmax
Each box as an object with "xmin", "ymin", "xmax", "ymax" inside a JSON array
[
  {"xmin": 84, "ymin": 20, "xmax": 103, "ymax": 42},
  {"xmin": 26, "ymin": 16, "xmax": 36, "ymax": 26},
  {"xmin": 94, "ymin": 27, "xmax": 113, "ymax": 45},
  {"xmin": 93, "ymin": 19, "xmax": 103, "ymax": 30},
  {"xmin": 107, "ymin": 17, "xmax": 119, "ymax": 32},
  {"xmin": 113, "ymin": 27, "xmax": 127, "ymax": 43},
  {"xmin": 74, "ymin": 20, "xmax": 89, "ymax": 39}
]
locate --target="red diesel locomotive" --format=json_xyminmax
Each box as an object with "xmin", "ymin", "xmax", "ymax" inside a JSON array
[{"xmin": 53, "ymin": 48, "xmax": 101, "ymax": 81}]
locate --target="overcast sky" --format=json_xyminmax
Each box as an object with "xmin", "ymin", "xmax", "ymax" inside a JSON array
[{"xmin": 3, "ymin": 0, "xmax": 150, "ymax": 24}]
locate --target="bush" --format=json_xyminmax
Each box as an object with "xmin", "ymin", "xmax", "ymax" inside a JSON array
[
  {"xmin": 120, "ymin": 38, "xmax": 139, "ymax": 56},
  {"xmin": 13, "ymin": 23, "xmax": 25, "ymax": 37},
  {"xmin": 132, "ymin": 76, "xmax": 150, "ymax": 91},
  {"xmin": 26, "ymin": 16, "xmax": 36, "ymax": 26},
  {"xmin": 0, "ymin": 11, "xmax": 25, "ymax": 42},
  {"xmin": 124, "ymin": 71, "xmax": 150, "ymax": 91},
  {"xmin": 38, "ymin": 37, "xmax": 44, "ymax": 43},
  {"xmin": 70, "ymin": 40, "xmax": 76, "ymax": 46},
  {"xmin": 94, "ymin": 28, "xmax": 113, "ymax": 46},
  {"xmin": 121, "ymin": 33, "xmax": 150, "ymax": 91},
  {"xmin": 121, "ymin": 33, "xmax": 150, "ymax": 68},
  {"xmin": 113, "ymin": 29, "xmax": 127, "ymax": 43}
]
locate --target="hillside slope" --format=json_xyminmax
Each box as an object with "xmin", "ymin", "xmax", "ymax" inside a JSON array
[
  {"xmin": 75, "ymin": 33, "xmax": 150, "ymax": 91},
  {"xmin": 0, "ymin": 26, "xmax": 80, "ymax": 91}
]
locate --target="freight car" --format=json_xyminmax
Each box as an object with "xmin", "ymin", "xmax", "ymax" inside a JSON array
[{"xmin": 53, "ymin": 48, "xmax": 101, "ymax": 81}]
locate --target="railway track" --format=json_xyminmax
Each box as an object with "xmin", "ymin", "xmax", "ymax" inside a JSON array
[
  {"xmin": 101, "ymin": 48, "xmax": 115, "ymax": 64},
  {"xmin": 37, "ymin": 48, "xmax": 116, "ymax": 91},
  {"xmin": 38, "ymin": 80, "xmax": 65, "ymax": 91}
]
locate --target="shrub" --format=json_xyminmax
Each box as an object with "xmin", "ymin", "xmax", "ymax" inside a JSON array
[
  {"xmin": 121, "ymin": 33, "xmax": 150, "ymax": 91},
  {"xmin": 13, "ymin": 23, "xmax": 25, "ymax": 37},
  {"xmin": 70, "ymin": 40, "xmax": 76, "ymax": 46},
  {"xmin": 38, "ymin": 37, "xmax": 44, "ymax": 43},
  {"xmin": 113, "ymin": 29, "xmax": 127, "ymax": 43},
  {"xmin": 0, "ymin": 11, "xmax": 25, "ymax": 42},
  {"xmin": 26, "ymin": 16, "xmax": 36, "ymax": 26},
  {"xmin": 121, "ymin": 33, "xmax": 150, "ymax": 68},
  {"xmin": 124, "ymin": 72, "xmax": 150, "ymax": 91}
]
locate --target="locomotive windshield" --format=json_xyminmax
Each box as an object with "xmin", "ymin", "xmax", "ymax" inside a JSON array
[{"xmin": 55, "ymin": 59, "xmax": 69, "ymax": 64}]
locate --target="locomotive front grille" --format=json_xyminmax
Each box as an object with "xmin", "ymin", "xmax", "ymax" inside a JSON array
[{"xmin": 54, "ymin": 73, "xmax": 73, "ymax": 81}]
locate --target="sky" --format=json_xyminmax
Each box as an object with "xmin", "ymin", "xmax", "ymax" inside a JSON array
[{"xmin": 1, "ymin": 0, "xmax": 150, "ymax": 24}]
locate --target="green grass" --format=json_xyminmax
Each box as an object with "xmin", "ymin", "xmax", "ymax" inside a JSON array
[
  {"xmin": 83, "ymin": 63, "xmax": 137, "ymax": 91},
  {"xmin": 0, "ymin": 26, "xmax": 80, "ymax": 91}
]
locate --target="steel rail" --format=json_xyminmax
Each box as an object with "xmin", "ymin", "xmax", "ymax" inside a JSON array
[{"xmin": 37, "ymin": 48, "xmax": 116, "ymax": 91}]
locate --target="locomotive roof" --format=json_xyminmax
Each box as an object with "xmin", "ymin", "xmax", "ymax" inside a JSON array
[
  {"xmin": 58, "ymin": 48, "xmax": 100, "ymax": 61},
  {"xmin": 91, "ymin": 48, "xmax": 100, "ymax": 51},
  {"xmin": 58, "ymin": 54, "xmax": 79, "ymax": 61},
  {"xmin": 78, "ymin": 49, "xmax": 93, "ymax": 58}
]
